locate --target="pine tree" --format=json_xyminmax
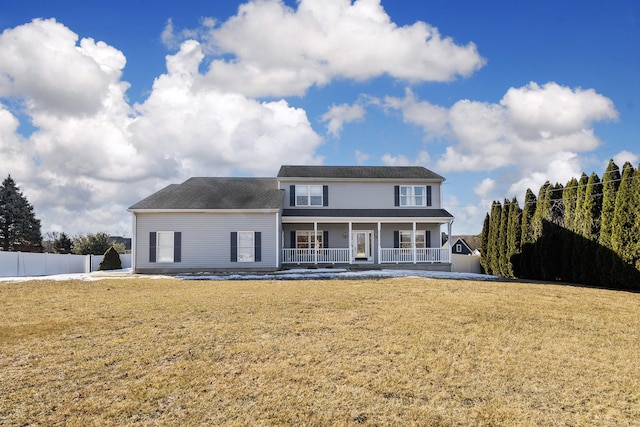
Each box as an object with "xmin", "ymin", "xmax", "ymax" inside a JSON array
[
  {"xmin": 519, "ymin": 189, "xmax": 537, "ymax": 279},
  {"xmin": 520, "ymin": 189, "xmax": 536, "ymax": 246},
  {"xmin": 580, "ymin": 173, "xmax": 603, "ymax": 241},
  {"xmin": 0, "ymin": 175, "xmax": 43, "ymax": 252},
  {"xmin": 599, "ymin": 160, "xmax": 621, "ymax": 249},
  {"xmin": 487, "ymin": 201, "xmax": 502, "ymax": 275},
  {"xmin": 572, "ymin": 173, "xmax": 589, "ymax": 236},
  {"xmin": 498, "ymin": 199, "xmax": 511, "ymax": 277},
  {"xmin": 562, "ymin": 177, "xmax": 579, "ymax": 232},
  {"xmin": 506, "ymin": 197, "xmax": 522, "ymax": 277},
  {"xmin": 531, "ymin": 182, "xmax": 552, "ymax": 241},
  {"xmin": 480, "ymin": 213, "xmax": 490, "ymax": 274},
  {"xmin": 611, "ymin": 162, "xmax": 636, "ymax": 282},
  {"xmin": 53, "ymin": 232, "xmax": 74, "ymax": 254}
]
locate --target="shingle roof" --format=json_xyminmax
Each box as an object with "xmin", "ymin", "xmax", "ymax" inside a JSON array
[
  {"xmin": 282, "ymin": 208, "xmax": 454, "ymax": 218},
  {"xmin": 277, "ymin": 165, "xmax": 445, "ymax": 180},
  {"xmin": 129, "ymin": 178, "xmax": 283, "ymax": 210}
]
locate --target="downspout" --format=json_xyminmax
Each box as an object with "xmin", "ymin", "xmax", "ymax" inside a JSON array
[{"xmin": 314, "ymin": 221, "xmax": 318, "ymax": 265}]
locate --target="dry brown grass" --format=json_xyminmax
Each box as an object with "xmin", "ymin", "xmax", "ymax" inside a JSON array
[{"xmin": 1, "ymin": 276, "xmax": 639, "ymax": 426}]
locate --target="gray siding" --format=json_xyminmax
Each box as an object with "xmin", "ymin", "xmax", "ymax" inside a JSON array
[
  {"xmin": 134, "ymin": 212, "xmax": 279, "ymax": 272},
  {"xmin": 282, "ymin": 181, "xmax": 441, "ymax": 210}
]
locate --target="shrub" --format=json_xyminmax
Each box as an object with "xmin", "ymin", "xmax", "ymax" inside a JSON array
[{"xmin": 98, "ymin": 246, "xmax": 122, "ymax": 271}]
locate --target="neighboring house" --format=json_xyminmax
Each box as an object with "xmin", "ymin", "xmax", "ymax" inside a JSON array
[
  {"xmin": 444, "ymin": 236, "xmax": 480, "ymax": 256},
  {"xmin": 128, "ymin": 166, "xmax": 455, "ymax": 274},
  {"xmin": 108, "ymin": 236, "xmax": 132, "ymax": 253}
]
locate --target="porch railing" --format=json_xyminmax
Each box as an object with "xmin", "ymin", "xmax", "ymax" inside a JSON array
[
  {"xmin": 282, "ymin": 248, "xmax": 350, "ymax": 264},
  {"xmin": 380, "ymin": 248, "xmax": 450, "ymax": 264},
  {"xmin": 282, "ymin": 248, "xmax": 450, "ymax": 264}
]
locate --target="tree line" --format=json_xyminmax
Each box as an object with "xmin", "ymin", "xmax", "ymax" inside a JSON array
[
  {"xmin": 480, "ymin": 159, "xmax": 640, "ymax": 290},
  {"xmin": 0, "ymin": 175, "xmax": 126, "ymax": 255}
]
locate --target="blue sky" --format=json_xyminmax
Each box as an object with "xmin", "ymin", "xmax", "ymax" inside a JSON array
[{"xmin": 1, "ymin": 0, "xmax": 638, "ymax": 237}]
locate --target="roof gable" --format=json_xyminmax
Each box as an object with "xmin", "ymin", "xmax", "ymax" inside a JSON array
[
  {"xmin": 129, "ymin": 178, "xmax": 283, "ymax": 210},
  {"xmin": 277, "ymin": 165, "xmax": 444, "ymax": 180}
]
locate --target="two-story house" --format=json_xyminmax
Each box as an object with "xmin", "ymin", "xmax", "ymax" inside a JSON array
[{"xmin": 128, "ymin": 165, "xmax": 454, "ymax": 274}]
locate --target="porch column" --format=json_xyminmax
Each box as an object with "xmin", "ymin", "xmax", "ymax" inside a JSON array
[
  {"xmin": 377, "ymin": 222, "xmax": 381, "ymax": 264},
  {"xmin": 412, "ymin": 221, "xmax": 417, "ymax": 264},
  {"xmin": 448, "ymin": 220, "xmax": 454, "ymax": 263},
  {"xmin": 348, "ymin": 222, "xmax": 352, "ymax": 264},
  {"xmin": 314, "ymin": 221, "xmax": 318, "ymax": 265}
]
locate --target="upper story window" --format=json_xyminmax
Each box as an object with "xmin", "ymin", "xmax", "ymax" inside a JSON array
[
  {"xmin": 296, "ymin": 185, "xmax": 323, "ymax": 206},
  {"xmin": 395, "ymin": 185, "xmax": 432, "ymax": 207}
]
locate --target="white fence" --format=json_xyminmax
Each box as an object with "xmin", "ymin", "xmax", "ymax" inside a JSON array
[
  {"xmin": 451, "ymin": 254, "xmax": 482, "ymax": 274},
  {"xmin": 0, "ymin": 251, "xmax": 132, "ymax": 277}
]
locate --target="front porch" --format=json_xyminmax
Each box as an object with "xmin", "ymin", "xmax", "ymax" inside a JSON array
[{"xmin": 281, "ymin": 216, "xmax": 454, "ymax": 269}]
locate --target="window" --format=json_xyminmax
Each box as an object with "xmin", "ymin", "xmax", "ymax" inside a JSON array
[
  {"xmin": 455, "ymin": 243, "xmax": 462, "ymax": 253},
  {"xmin": 399, "ymin": 231, "xmax": 426, "ymax": 249},
  {"xmin": 231, "ymin": 231, "xmax": 262, "ymax": 263},
  {"xmin": 395, "ymin": 185, "xmax": 432, "ymax": 207},
  {"xmin": 295, "ymin": 185, "xmax": 324, "ymax": 206},
  {"xmin": 296, "ymin": 231, "xmax": 324, "ymax": 249},
  {"xmin": 237, "ymin": 231, "xmax": 255, "ymax": 262},
  {"xmin": 400, "ymin": 185, "xmax": 425, "ymax": 206},
  {"xmin": 149, "ymin": 231, "xmax": 181, "ymax": 263}
]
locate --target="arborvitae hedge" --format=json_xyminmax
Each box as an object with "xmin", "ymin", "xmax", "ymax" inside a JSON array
[
  {"xmin": 98, "ymin": 246, "xmax": 122, "ymax": 271},
  {"xmin": 484, "ymin": 159, "xmax": 640, "ymax": 290}
]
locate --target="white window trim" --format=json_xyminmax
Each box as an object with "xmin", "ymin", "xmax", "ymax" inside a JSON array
[
  {"xmin": 295, "ymin": 185, "xmax": 323, "ymax": 207},
  {"xmin": 156, "ymin": 231, "xmax": 174, "ymax": 263},
  {"xmin": 399, "ymin": 185, "xmax": 427, "ymax": 207},
  {"xmin": 456, "ymin": 243, "xmax": 462, "ymax": 252},
  {"xmin": 237, "ymin": 231, "xmax": 255, "ymax": 263}
]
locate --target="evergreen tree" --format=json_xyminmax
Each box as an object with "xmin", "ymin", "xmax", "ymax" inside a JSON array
[
  {"xmin": 531, "ymin": 182, "xmax": 552, "ymax": 241},
  {"xmin": 580, "ymin": 172, "xmax": 603, "ymax": 241},
  {"xmin": 599, "ymin": 160, "xmax": 621, "ymax": 249},
  {"xmin": 519, "ymin": 189, "xmax": 537, "ymax": 278},
  {"xmin": 520, "ymin": 189, "xmax": 536, "ymax": 246},
  {"xmin": 506, "ymin": 197, "xmax": 522, "ymax": 277},
  {"xmin": 498, "ymin": 199, "xmax": 511, "ymax": 277},
  {"xmin": 98, "ymin": 246, "xmax": 122, "ymax": 271},
  {"xmin": 549, "ymin": 183, "xmax": 564, "ymax": 226},
  {"xmin": 479, "ymin": 213, "xmax": 490, "ymax": 274},
  {"xmin": 562, "ymin": 177, "xmax": 579, "ymax": 232},
  {"xmin": 0, "ymin": 175, "xmax": 43, "ymax": 252},
  {"xmin": 53, "ymin": 232, "xmax": 74, "ymax": 254},
  {"xmin": 570, "ymin": 174, "xmax": 590, "ymax": 282},
  {"xmin": 611, "ymin": 162, "xmax": 636, "ymax": 282},
  {"xmin": 487, "ymin": 201, "xmax": 502, "ymax": 275}
]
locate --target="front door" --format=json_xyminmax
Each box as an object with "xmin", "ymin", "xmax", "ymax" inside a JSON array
[{"xmin": 352, "ymin": 231, "xmax": 373, "ymax": 262}]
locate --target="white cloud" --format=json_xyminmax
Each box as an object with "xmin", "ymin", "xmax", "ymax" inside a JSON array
[
  {"xmin": 384, "ymin": 82, "xmax": 617, "ymax": 201},
  {"xmin": 320, "ymin": 102, "xmax": 366, "ymax": 137},
  {"xmin": 473, "ymin": 178, "xmax": 496, "ymax": 200},
  {"xmin": 381, "ymin": 150, "xmax": 431, "ymax": 166},
  {"xmin": 384, "ymin": 88, "xmax": 449, "ymax": 139},
  {"xmin": 612, "ymin": 150, "xmax": 639, "ymax": 168},
  {"xmin": 0, "ymin": 19, "xmax": 324, "ymax": 236},
  {"xmin": 186, "ymin": 0, "xmax": 485, "ymax": 97},
  {"xmin": 354, "ymin": 149, "xmax": 370, "ymax": 164}
]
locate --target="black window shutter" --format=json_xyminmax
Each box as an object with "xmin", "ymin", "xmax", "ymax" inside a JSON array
[
  {"xmin": 427, "ymin": 186, "xmax": 432, "ymax": 206},
  {"xmin": 255, "ymin": 232, "xmax": 262, "ymax": 262},
  {"xmin": 174, "ymin": 232, "xmax": 182, "ymax": 262},
  {"xmin": 394, "ymin": 185, "xmax": 400, "ymax": 206},
  {"xmin": 290, "ymin": 185, "xmax": 295, "ymax": 206},
  {"xmin": 323, "ymin": 185, "xmax": 329, "ymax": 206},
  {"xmin": 290, "ymin": 231, "xmax": 296, "ymax": 248},
  {"xmin": 323, "ymin": 230, "xmax": 329, "ymax": 248},
  {"xmin": 426, "ymin": 230, "xmax": 431, "ymax": 248},
  {"xmin": 393, "ymin": 231, "xmax": 399, "ymax": 248},
  {"xmin": 230, "ymin": 232, "xmax": 237, "ymax": 262},
  {"xmin": 149, "ymin": 232, "xmax": 157, "ymax": 262}
]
